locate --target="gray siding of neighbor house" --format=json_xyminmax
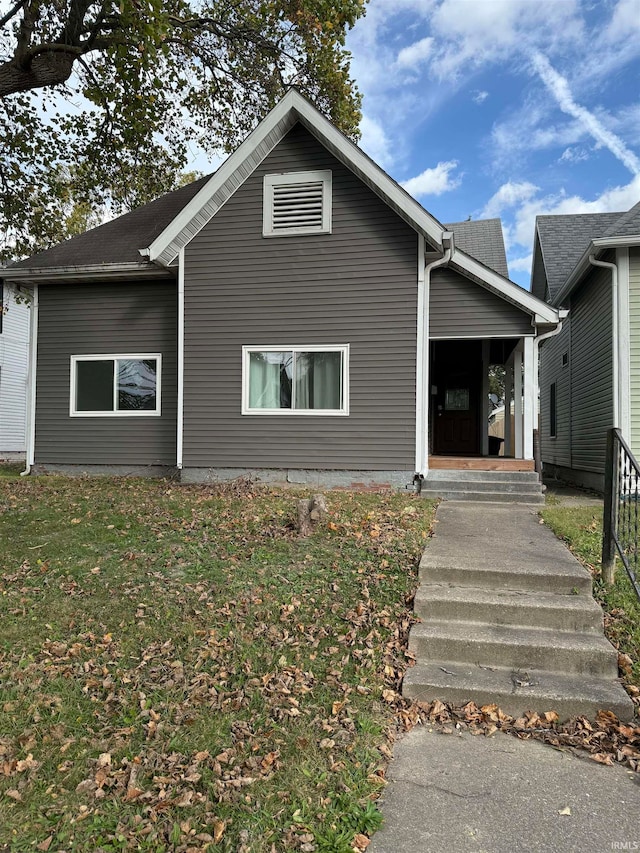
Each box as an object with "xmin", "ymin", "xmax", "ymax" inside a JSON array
[
  {"xmin": 35, "ymin": 281, "xmax": 177, "ymax": 465},
  {"xmin": 569, "ymin": 262, "xmax": 613, "ymax": 474},
  {"xmin": 183, "ymin": 123, "xmax": 418, "ymax": 471},
  {"xmin": 429, "ymin": 268, "xmax": 534, "ymax": 338},
  {"xmin": 539, "ymin": 318, "xmax": 571, "ymax": 467}
]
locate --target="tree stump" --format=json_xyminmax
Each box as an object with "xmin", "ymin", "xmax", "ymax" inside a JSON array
[{"xmin": 297, "ymin": 494, "xmax": 328, "ymax": 536}]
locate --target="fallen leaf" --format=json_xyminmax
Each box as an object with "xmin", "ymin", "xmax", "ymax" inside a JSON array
[
  {"xmin": 213, "ymin": 820, "xmax": 226, "ymax": 843},
  {"xmin": 36, "ymin": 838, "xmax": 53, "ymax": 852},
  {"xmin": 558, "ymin": 806, "xmax": 571, "ymax": 816}
]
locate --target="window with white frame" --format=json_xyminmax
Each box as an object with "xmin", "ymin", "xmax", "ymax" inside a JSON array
[
  {"xmin": 242, "ymin": 346, "xmax": 348, "ymax": 415},
  {"xmin": 70, "ymin": 354, "xmax": 161, "ymax": 416},
  {"xmin": 263, "ymin": 170, "xmax": 332, "ymax": 237}
]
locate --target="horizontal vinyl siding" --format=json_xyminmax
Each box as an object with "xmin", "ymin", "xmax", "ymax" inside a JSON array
[
  {"xmin": 0, "ymin": 290, "xmax": 29, "ymax": 452},
  {"xmin": 35, "ymin": 281, "xmax": 177, "ymax": 465},
  {"xmin": 629, "ymin": 249, "xmax": 640, "ymax": 458},
  {"xmin": 429, "ymin": 268, "xmax": 534, "ymax": 337},
  {"xmin": 184, "ymin": 123, "xmax": 417, "ymax": 470},
  {"xmin": 570, "ymin": 264, "xmax": 613, "ymax": 473},
  {"xmin": 539, "ymin": 319, "xmax": 571, "ymax": 467}
]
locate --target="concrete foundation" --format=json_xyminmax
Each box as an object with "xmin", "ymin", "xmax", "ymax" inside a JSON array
[
  {"xmin": 543, "ymin": 462, "xmax": 604, "ymax": 494},
  {"xmin": 180, "ymin": 468, "xmax": 413, "ymax": 489}
]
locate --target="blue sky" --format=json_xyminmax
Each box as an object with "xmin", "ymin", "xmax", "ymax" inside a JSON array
[{"xmin": 344, "ymin": 0, "xmax": 640, "ymax": 287}]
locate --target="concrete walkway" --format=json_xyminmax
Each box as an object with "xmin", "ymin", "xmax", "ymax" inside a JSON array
[{"xmin": 369, "ymin": 727, "xmax": 640, "ymax": 853}]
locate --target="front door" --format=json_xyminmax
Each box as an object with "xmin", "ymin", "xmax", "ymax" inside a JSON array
[{"xmin": 431, "ymin": 340, "xmax": 482, "ymax": 456}]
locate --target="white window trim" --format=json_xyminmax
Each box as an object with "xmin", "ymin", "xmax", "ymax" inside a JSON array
[
  {"xmin": 70, "ymin": 353, "xmax": 162, "ymax": 417},
  {"xmin": 242, "ymin": 344, "xmax": 349, "ymax": 416},
  {"xmin": 263, "ymin": 170, "xmax": 332, "ymax": 237}
]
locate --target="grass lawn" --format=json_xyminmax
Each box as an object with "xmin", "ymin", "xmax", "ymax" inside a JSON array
[
  {"xmin": 542, "ymin": 505, "xmax": 640, "ymax": 690},
  {"xmin": 0, "ymin": 471, "xmax": 435, "ymax": 853}
]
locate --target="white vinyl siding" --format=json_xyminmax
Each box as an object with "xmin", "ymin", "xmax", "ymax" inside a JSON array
[
  {"xmin": 0, "ymin": 286, "xmax": 29, "ymax": 453},
  {"xmin": 263, "ymin": 170, "xmax": 332, "ymax": 236}
]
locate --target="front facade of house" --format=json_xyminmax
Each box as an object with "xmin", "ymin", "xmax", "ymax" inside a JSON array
[
  {"xmin": 534, "ymin": 207, "xmax": 640, "ymax": 491},
  {"xmin": 0, "ymin": 283, "xmax": 29, "ymax": 458},
  {"xmin": 5, "ymin": 91, "xmax": 559, "ymax": 484}
]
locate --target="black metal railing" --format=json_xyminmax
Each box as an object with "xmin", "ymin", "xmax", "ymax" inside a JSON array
[{"xmin": 602, "ymin": 428, "xmax": 640, "ymax": 599}]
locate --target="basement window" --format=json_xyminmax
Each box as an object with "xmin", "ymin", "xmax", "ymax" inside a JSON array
[{"xmin": 263, "ymin": 171, "xmax": 332, "ymax": 237}]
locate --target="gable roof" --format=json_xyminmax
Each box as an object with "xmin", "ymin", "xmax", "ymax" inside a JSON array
[
  {"xmin": 4, "ymin": 89, "xmax": 558, "ymax": 324},
  {"xmin": 533, "ymin": 198, "xmax": 640, "ymax": 306},
  {"xmin": 535, "ymin": 212, "xmax": 622, "ymax": 301},
  {"xmin": 444, "ymin": 218, "xmax": 508, "ymax": 278}
]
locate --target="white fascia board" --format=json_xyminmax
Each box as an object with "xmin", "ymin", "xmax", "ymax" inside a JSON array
[
  {"xmin": 451, "ymin": 249, "xmax": 559, "ymax": 324},
  {"xmin": 554, "ymin": 235, "xmax": 640, "ymax": 307},
  {"xmin": 145, "ymin": 89, "xmax": 447, "ymax": 266}
]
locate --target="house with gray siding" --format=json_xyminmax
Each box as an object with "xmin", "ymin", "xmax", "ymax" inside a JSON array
[
  {"xmin": 3, "ymin": 90, "xmax": 560, "ymax": 486},
  {"xmin": 533, "ymin": 202, "xmax": 640, "ymax": 491},
  {"xmin": 0, "ymin": 282, "xmax": 29, "ymax": 460}
]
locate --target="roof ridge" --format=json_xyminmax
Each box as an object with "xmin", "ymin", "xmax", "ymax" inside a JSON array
[{"xmin": 602, "ymin": 199, "xmax": 640, "ymax": 238}]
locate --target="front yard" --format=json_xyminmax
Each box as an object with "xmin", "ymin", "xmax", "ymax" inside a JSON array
[{"xmin": 0, "ymin": 474, "xmax": 434, "ymax": 853}]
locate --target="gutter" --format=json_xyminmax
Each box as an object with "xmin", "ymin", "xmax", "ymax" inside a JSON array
[
  {"xmin": 588, "ymin": 255, "xmax": 619, "ymax": 429},
  {"xmin": 2, "ymin": 262, "xmax": 171, "ymax": 286},
  {"xmin": 415, "ymin": 231, "xmax": 454, "ymax": 480}
]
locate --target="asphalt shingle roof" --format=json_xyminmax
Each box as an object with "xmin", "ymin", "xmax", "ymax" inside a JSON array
[
  {"xmin": 9, "ymin": 175, "xmax": 212, "ymax": 270},
  {"xmin": 536, "ymin": 212, "xmax": 622, "ymax": 300},
  {"xmin": 445, "ymin": 218, "xmax": 509, "ymax": 278}
]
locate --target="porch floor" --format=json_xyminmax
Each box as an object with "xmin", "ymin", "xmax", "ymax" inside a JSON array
[{"xmin": 429, "ymin": 456, "xmax": 534, "ymax": 472}]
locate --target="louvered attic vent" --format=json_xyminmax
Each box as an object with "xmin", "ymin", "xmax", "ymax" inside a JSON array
[{"xmin": 263, "ymin": 170, "xmax": 332, "ymax": 237}]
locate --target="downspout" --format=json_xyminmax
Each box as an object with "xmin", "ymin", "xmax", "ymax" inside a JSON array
[
  {"xmin": 588, "ymin": 255, "xmax": 619, "ymax": 428},
  {"xmin": 20, "ymin": 284, "xmax": 38, "ymax": 476},
  {"xmin": 177, "ymin": 248, "xmax": 185, "ymax": 471},
  {"xmin": 415, "ymin": 231, "xmax": 453, "ymax": 485},
  {"xmin": 532, "ymin": 314, "xmax": 567, "ymax": 477}
]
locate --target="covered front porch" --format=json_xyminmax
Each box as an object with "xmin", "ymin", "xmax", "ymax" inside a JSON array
[{"xmin": 428, "ymin": 336, "xmax": 536, "ymax": 465}]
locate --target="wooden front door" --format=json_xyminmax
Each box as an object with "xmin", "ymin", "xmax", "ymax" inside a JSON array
[{"xmin": 431, "ymin": 341, "xmax": 482, "ymax": 456}]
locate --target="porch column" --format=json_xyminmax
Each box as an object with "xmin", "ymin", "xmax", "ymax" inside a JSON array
[
  {"xmin": 523, "ymin": 336, "xmax": 535, "ymax": 460},
  {"xmin": 514, "ymin": 344, "xmax": 523, "ymax": 459},
  {"xmin": 481, "ymin": 340, "xmax": 490, "ymax": 456},
  {"xmin": 504, "ymin": 356, "xmax": 514, "ymax": 458}
]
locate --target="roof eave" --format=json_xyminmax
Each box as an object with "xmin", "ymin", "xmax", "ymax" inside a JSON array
[
  {"xmin": 1, "ymin": 261, "xmax": 171, "ymax": 285},
  {"xmin": 553, "ymin": 234, "xmax": 640, "ymax": 306}
]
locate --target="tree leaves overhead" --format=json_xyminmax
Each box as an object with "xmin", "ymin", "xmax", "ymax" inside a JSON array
[{"xmin": 0, "ymin": 0, "xmax": 366, "ymax": 261}]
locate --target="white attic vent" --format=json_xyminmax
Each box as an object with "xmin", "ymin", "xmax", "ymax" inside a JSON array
[{"xmin": 263, "ymin": 170, "xmax": 332, "ymax": 237}]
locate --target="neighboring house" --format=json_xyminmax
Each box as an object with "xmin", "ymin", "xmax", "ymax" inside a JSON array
[
  {"xmin": 533, "ymin": 202, "xmax": 640, "ymax": 491},
  {"xmin": 0, "ymin": 281, "xmax": 29, "ymax": 459},
  {"xmin": 3, "ymin": 90, "xmax": 560, "ymax": 484}
]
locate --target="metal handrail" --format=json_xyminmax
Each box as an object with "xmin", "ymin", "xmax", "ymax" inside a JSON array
[{"xmin": 602, "ymin": 428, "xmax": 640, "ymax": 599}]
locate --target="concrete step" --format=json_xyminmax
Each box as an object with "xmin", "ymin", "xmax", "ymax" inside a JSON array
[
  {"xmin": 419, "ymin": 489, "xmax": 545, "ymax": 504},
  {"xmin": 402, "ymin": 661, "xmax": 634, "ymax": 721},
  {"xmin": 426, "ymin": 469, "xmax": 541, "ymax": 483},
  {"xmin": 409, "ymin": 621, "xmax": 619, "ymax": 678},
  {"xmin": 422, "ymin": 478, "xmax": 543, "ymax": 494},
  {"xmin": 420, "ymin": 559, "xmax": 592, "ymax": 595},
  {"xmin": 422, "ymin": 479, "xmax": 543, "ymax": 495},
  {"xmin": 414, "ymin": 584, "xmax": 603, "ymax": 632}
]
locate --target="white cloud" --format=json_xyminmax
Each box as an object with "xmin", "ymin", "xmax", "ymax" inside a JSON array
[
  {"xmin": 508, "ymin": 253, "xmax": 533, "ymax": 273},
  {"xmin": 401, "ymin": 161, "xmax": 461, "ymax": 197},
  {"xmin": 358, "ymin": 114, "xmax": 395, "ymax": 170},
  {"xmin": 480, "ymin": 181, "xmax": 539, "ymax": 219},
  {"xmin": 472, "ymin": 90, "xmax": 489, "ymax": 104},
  {"xmin": 397, "ymin": 36, "xmax": 434, "ymax": 68},
  {"xmin": 530, "ymin": 52, "xmax": 640, "ymax": 176},
  {"xmin": 604, "ymin": 0, "xmax": 640, "ymax": 41},
  {"xmin": 559, "ymin": 146, "xmax": 589, "ymax": 164}
]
